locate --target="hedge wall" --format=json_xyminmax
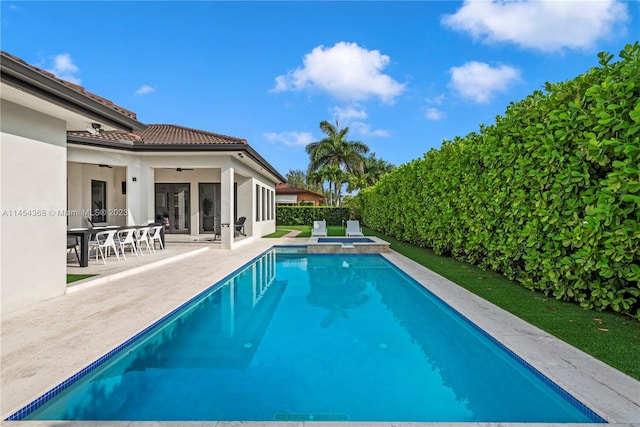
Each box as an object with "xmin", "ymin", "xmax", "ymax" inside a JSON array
[
  {"xmin": 276, "ymin": 206, "xmax": 351, "ymax": 226},
  {"xmin": 359, "ymin": 44, "xmax": 640, "ymax": 319}
]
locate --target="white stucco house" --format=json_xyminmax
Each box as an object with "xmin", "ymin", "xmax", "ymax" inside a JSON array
[{"xmin": 0, "ymin": 51, "xmax": 285, "ymax": 314}]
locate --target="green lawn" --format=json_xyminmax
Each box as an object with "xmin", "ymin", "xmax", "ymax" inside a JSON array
[
  {"xmin": 267, "ymin": 225, "xmax": 347, "ymax": 238},
  {"xmin": 66, "ymin": 274, "xmax": 96, "ymax": 283},
  {"xmin": 269, "ymin": 224, "xmax": 640, "ymax": 380}
]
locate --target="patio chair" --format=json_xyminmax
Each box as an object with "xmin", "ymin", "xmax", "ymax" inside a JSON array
[
  {"xmin": 213, "ymin": 217, "xmax": 221, "ymax": 241},
  {"xmin": 117, "ymin": 228, "xmax": 138, "ymax": 259},
  {"xmin": 89, "ymin": 229, "xmax": 122, "ymax": 264},
  {"xmin": 149, "ymin": 225, "xmax": 165, "ymax": 250},
  {"xmin": 345, "ymin": 220, "xmax": 364, "ymax": 237},
  {"xmin": 67, "ymin": 236, "xmax": 80, "ymax": 264},
  {"xmin": 135, "ymin": 226, "xmax": 154, "ymax": 255},
  {"xmin": 235, "ymin": 217, "xmax": 246, "ymax": 236},
  {"xmin": 311, "ymin": 220, "xmax": 327, "ymax": 237}
]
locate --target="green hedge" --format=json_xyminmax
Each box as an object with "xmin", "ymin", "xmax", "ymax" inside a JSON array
[
  {"xmin": 276, "ymin": 206, "xmax": 352, "ymax": 226},
  {"xmin": 359, "ymin": 43, "xmax": 640, "ymax": 319}
]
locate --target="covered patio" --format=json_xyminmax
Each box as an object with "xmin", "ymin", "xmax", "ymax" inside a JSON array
[
  {"xmin": 1, "ymin": 51, "xmax": 284, "ymax": 313},
  {"xmin": 66, "ymin": 124, "xmax": 283, "ymax": 249}
]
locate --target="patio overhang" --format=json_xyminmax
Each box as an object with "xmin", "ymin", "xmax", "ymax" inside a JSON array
[{"xmin": 67, "ymin": 137, "xmax": 286, "ymax": 184}]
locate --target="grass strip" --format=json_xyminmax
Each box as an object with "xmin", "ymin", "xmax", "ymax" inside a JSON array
[
  {"xmin": 267, "ymin": 225, "xmax": 348, "ymax": 238},
  {"xmin": 271, "ymin": 224, "xmax": 639, "ymax": 380},
  {"xmin": 67, "ymin": 274, "xmax": 95, "ymax": 283}
]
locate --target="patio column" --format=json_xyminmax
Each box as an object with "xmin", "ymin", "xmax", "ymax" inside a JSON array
[
  {"xmin": 126, "ymin": 162, "xmax": 153, "ymax": 226},
  {"xmin": 220, "ymin": 165, "xmax": 235, "ymax": 248}
]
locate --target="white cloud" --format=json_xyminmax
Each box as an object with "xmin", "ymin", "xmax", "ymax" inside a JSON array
[
  {"xmin": 425, "ymin": 94, "xmax": 446, "ymax": 119},
  {"xmin": 449, "ymin": 61, "xmax": 520, "ymax": 104},
  {"xmin": 329, "ymin": 105, "xmax": 389, "ymax": 138},
  {"xmin": 350, "ymin": 121, "xmax": 390, "ymax": 138},
  {"xmin": 441, "ymin": 0, "xmax": 628, "ymax": 52},
  {"xmin": 135, "ymin": 84, "xmax": 155, "ymax": 95},
  {"xmin": 332, "ymin": 105, "xmax": 368, "ymax": 123},
  {"xmin": 425, "ymin": 108, "xmax": 446, "ymax": 121},
  {"xmin": 272, "ymin": 41, "xmax": 405, "ymax": 103},
  {"xmin": 47, "ymin": 53, "xmax": 81, "ymax": 84},
  {"xmin": 426, "ymin": 94, "xmax": 446, "ymax": 106},
  {"xmin": 264, "ymin": 131, "xmax": 314, "ymax": 147}
]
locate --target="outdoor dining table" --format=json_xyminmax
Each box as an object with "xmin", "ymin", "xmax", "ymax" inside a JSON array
[
  {"xmin": 67, "ymin": 228, "xmax": 102, "ymax": 267},
  {"xmin": 67, "ymin": 224, "xmax": 163, "ymax": 267}
]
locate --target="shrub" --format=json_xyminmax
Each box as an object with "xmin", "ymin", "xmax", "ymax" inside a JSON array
[
  {"xmin": 359, "ymin": 43, "xmax": 640, "ymax": 319},
  {"xmin": 276, "ymin": 206, "xmax": 352, "ymax": 226}
]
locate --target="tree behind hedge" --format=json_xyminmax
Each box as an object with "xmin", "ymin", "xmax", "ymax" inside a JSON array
[{"xmin": 359, "ymin": 43, "xmax": 640, "ymax": 319}]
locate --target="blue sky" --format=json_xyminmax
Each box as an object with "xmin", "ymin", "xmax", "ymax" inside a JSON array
[{"xmin": 2, "ymin": 1, "xmax": 638, "ymax": 177}]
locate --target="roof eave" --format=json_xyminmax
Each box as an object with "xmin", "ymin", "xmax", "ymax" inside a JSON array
[
  {"xmin": 1, "ymin": 53, "xmax": 146, "ymax": 133},
  {"xmin": 66, "ymin": 138, "xmax": 286, "ymax": 183}
]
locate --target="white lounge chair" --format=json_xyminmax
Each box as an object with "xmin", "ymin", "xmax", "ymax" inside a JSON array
[
  {"xmin": 311, "ymin": 220, "xmax": 327, "ymax": 237},
  {"xmin": 345, "ymin": 220, "xmax": 364, "ymax": 237}
]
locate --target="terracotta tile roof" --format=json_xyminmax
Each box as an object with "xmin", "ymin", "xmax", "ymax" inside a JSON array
[
  {"xmin": 66, "ymin": 130, "xmax": 143, "ymax": 142},
  {"xmin": 276, "ymin": 183, "xmax": 323, "ymax": 198},
  {"xmin": 276, "ymin": 183, "xmax": 304, "ymax": 194},
  {"xmin": 138, "ymin": 124, "xmax": 247, "ymax": 145},
  {"xmin": 1, "ymin": 51, "xmax": 138, "ymax": 120},
  {"xmin": 67, "ymin": 124, "xmax": 247, "ymax": 145}
]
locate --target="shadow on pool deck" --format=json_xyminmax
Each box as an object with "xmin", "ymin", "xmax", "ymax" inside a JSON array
[{"xmin": 2, "ymin": 237, "xmax": 639, "ymax": 427}]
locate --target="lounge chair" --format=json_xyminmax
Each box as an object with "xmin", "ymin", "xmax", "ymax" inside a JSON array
[
  {"xmin": 311, "ymin": 220, "xmax": 327, "ymax": 237},
  {"xmin": 345, "ymin": 220, "xmax": 364, "ymax": 237}
]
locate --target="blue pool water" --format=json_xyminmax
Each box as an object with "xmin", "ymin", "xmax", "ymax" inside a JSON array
[{"xmin": 14, "ymin": 249, "xmax": 603, "ymax": 422}]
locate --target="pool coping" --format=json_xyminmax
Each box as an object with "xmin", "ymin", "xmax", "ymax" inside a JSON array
[
  {"xmin": 1, "ymin": 239, "xmax": 639, "ymax": 426},
  {"xmin": 306, "ymin": 235, "xmax": 390, "ymax": 254}
]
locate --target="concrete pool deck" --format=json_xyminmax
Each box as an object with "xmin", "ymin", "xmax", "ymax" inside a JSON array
[{"xmin": 1, "ymin": 238, "xmax": 639, "ymax": 426}]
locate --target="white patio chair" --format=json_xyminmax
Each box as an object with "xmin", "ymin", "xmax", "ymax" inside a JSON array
[
  {"xmin": 136, "ymin": 226, "xmax": 154, "ymax": 255},
  {"xmin": 149, "ymin": 225, "xmax": 165, "ymax": 250},
  {"xmin": 89, "ymin": 229, "xmax": 122, "ymax": 264},
  {"xmin": 311, "ymin": 220, "xmax": 327, "ymax": 237},
  {"xmin": 117, "ymin": 228, "xmax": 138, "ymax": 259},
  {"xmin": 345, "ymin": 220, "xmax": 364, "ymax": 237}
]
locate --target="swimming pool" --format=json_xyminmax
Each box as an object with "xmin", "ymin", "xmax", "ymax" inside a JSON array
[{"xmin": 10, "ymin": 248, "xmax": 604, "ymax": 422}]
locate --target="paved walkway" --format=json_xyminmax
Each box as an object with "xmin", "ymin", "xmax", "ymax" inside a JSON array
[
  {"xmin": 2, "ymin": 237, "xmax": 639, "ymax": 426},
  {"xmin": 281, "ymin": 229, "xmax": 302, "ymax": 237}
]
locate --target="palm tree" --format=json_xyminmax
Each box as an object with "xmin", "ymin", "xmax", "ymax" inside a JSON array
[
  {"xmin": 346, "ymin": 153, "xmax": 395, "ymax": 192},
  {"xmin": 309, "ymin": 165, "xmax": 352, "ymax": 206},
  {"xmin": 285, "ymin": 169, "xmax": 324, "ymax": 194},
  {"xmin": 305, "ymin": 120, "xmax": 369, "ymax": 206}
]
